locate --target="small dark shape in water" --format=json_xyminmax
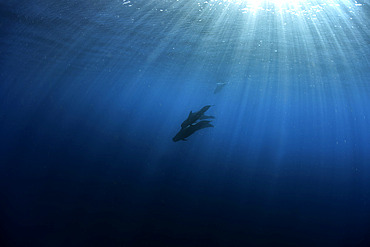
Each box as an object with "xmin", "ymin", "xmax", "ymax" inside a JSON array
[
  {"xmin": 173, "ymin": 121, "xmax": 214, "ymax": 142},
  {"xmin": 214, "ymin": 82, "xmax": 227, "ymax": 94},
  {"xmin": 181, "ymin": 105, "xmax": 214, "ymax": 129}
]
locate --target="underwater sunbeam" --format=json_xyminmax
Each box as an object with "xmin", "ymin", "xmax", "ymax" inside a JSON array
[{"xmin": 207, "ymin": 0, "xmax": 363, "ymax": 14}]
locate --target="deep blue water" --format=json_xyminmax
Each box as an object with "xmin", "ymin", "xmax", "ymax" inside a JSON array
[{"xmin": 1, "ymin": 0, "xmax": 370, "ymax": 246}]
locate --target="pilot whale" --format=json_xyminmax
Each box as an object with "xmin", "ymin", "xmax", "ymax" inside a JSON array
[
  {"xmin": 173, "ymin": 121, "xmax": 214, "ymax": 142},
  {"xmin": 181, "ymin": 105, "xmax": 214, "ymax": 129}
]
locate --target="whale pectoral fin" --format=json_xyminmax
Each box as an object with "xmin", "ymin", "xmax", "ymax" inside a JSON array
[
  {"xmin": 200, "ymin": 115, "xmax": 215, "ymax": 120},
  {"xmin": 182, "ymin": 138, "xmax": 187, "ymax": 141}
]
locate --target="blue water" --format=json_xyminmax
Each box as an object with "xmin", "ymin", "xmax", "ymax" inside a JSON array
[{"xmin": 1, "ymin": 0, "xmax": 370, "ymax": 246}]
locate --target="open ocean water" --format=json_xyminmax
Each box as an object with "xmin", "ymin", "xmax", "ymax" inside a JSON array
[{"xmin": 0, "ymin": 0, "xmax": 370, "ymax": 246}]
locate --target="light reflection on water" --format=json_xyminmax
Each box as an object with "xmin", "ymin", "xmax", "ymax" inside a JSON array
[{"xmin": 124, "ymin": 0, "xmax": 365, "ymax": 16}]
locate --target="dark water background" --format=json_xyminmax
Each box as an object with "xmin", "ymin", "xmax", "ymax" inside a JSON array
[{"xmin": 1, "ymin": 0, "xmax": 370, "ymax": 246}]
